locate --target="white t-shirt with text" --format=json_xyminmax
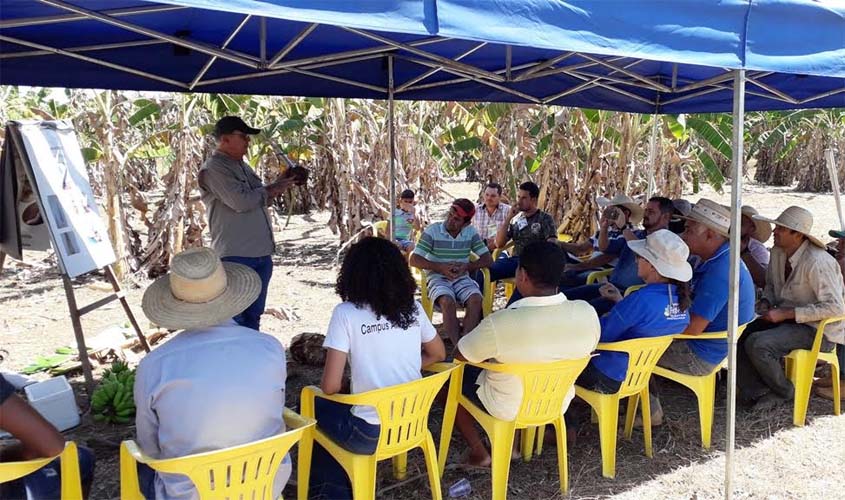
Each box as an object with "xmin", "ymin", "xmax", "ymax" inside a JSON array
[{"xmin": 323, "ymin": 301, "xmax": 437, "ymax": 424}]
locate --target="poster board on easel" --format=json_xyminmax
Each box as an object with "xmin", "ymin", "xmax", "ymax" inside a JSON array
[{"xmin": 0, "ymin": 120, "xmax": 148, "ymax": 392}]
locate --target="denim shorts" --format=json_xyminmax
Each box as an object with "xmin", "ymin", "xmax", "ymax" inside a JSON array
[{"xmin": 427, "ymin": 274, "xmax": 481, "ymax": 305}]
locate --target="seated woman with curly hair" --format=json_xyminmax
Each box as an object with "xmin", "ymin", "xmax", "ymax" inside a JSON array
[{"xmin": 309, "ymin": 237, "xmax": 446, "ymax": 499}]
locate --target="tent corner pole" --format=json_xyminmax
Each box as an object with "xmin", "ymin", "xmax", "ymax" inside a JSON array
[
  {"xmin": 725, "ymin": 68, "xmax": 746, "ymax": 500},
  {"xmin": 646, "ymin": 114, "xmax": 659, "ymax": 200},
  {"xmin": 388, "ymin": 55, "xmax": 396, "ymax": 241}
]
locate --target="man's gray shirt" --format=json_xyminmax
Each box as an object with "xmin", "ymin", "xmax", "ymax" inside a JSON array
[{"xmin": 198, "ymin": 151, "xmax": 274, "ymax": 258}]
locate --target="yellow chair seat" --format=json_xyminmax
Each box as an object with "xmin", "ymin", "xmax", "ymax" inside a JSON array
[
  {"xmin": 585, "ymin": 268, "xmax": 613, "ymax": 285},
  {"xmin": 0, "ymin": 442, "xmax": 82, "ymax": 500},
  {"xmin": 574, "ymin": 336, "xmax": 673, "ymax": 479},
  {"xmin": 652, "ymin": 326, "xmax": 747, "ymax": 449},
  {"xmin": 435, "ymin": 358, "xmax": 590, "ymax": 500},
  {"xmin": 783, "ymin": 316, "xmax": 844, "ymax": 426},
  {"xmin": 120, "ymin": 409, "xmax": 314, "ymax": 500},
  {"xmin": 298, "ymin": 366, "xmax": 459, "ymax": 500}
]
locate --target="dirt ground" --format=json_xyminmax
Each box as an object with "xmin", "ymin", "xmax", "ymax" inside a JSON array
[{"xmin": 2, "ymin": 180, "xmax": 845, "ymax": 499}]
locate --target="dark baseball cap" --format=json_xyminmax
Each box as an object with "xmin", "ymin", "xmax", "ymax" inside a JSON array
[{"xmin": 213, "ymin": 116, "xmax": 260, "ymax": 138}]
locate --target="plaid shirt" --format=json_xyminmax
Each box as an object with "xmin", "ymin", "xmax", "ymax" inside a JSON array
[{"xmin": 473, "ymin": 202, "xmax": 511, "ymax": 240}]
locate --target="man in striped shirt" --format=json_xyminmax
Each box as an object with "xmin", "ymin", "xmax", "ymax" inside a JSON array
[{"xmin": 411, "ymin": 199, "xmax": 494, "ymax": 345}]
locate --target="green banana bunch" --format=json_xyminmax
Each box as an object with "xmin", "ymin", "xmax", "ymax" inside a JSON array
[{"xmin": 91, "ymin": 361, "xmax": 136, "ymax": 425}]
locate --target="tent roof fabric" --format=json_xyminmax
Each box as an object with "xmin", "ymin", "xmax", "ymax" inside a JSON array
[{"xmin": 1, "ymin": 0, "xmax": 844, "ymax": 113}]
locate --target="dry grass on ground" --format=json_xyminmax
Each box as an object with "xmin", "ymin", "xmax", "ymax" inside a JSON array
[{"xmin": 2, "ymin": 181, "xmax": 844, "ymax": 499}]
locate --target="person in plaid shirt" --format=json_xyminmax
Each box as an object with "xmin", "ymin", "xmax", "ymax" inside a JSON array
[{"xmin": 472, "ymin": 182, "xmax": 511, "ymax": 252}]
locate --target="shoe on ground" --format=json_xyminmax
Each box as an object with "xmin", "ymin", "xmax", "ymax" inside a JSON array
[
  {"xmin": 752, "ymin": 392, "xmax": 789, "ymax": 412},
  {"xmin": 815, "ymin": 383, "xmax": 845, "ymax": 401},
  {"xmin": 633, "ymin": 406, "xmax": 664, "ymax": 428}
]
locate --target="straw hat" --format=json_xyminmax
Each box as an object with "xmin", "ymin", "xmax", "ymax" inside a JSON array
[
  {"xmin": 753, "ymin": 206, "xmax": 825, "ymax": 248},
  {"xmin": 681, "ymin": 199, "xmax": 731, "ymax": 237},
  {"xmin": 740, "ymin": 206, "xmax": 772, "ymax": 243},
  {"xmin": 607, "ymin": 194, "xmax": 644, "ymax": 224},
  {"xmin": 627, "ymin": 229, "xmax": 693, "ymax": 282},
  {"xmin": 142, "ymin": 247, "xmax": 261, "ymax": 330}
]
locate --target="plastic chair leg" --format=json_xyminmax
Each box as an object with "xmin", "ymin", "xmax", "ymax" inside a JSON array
[
  {"xmin": 833, "ymin": 362, "xmax": 842, "ymax": 416},
  {"xmin": 438, "ymin": 387, "xmax": 459, "ymax": 476},
  {"xmin": 696, "ymin": 378, "xmax": 716, "ymax": 449},
  {"xmin": 792, "ymin": 356, "xmax": 815, "ymax": 427},
  {"xmin": 535, "ymin": 425, "xmax": 546, "ymax": 456},
  {"xmin": 297, "ymin": 433, "xmax": 314, "ymax": 500},
  {"xmin": 552, "ymin": 419, "xmax": 568, "ymax": 493},
  {"xmin": 392, "ymin": 452, "xmax": 408, "ymax": 480},
  {"xmin": 59, "ymin": 443, "xmax": 82, "ymax": 500},
  {"xmin": 490, "ymin": 424, "xmax": 516, "ymax": 500},
  {"xmin": 596, "ymin": 399, "xmax": 620, "ymax": 479},
  {"xmin": 640, "ymin": 388, "xmax": 654, "ymax": 458},
  {"xmin": 349, "ymin": 456, "xmax": 378, "ymax": 500},
  {"xmin": 421, "ymin": 434, "xmax": 443, "ymax": 500},
  {"xmin": 521, "ymin": 427, "xmax": 536, "ymax": 462},
  {"xmin": 623, "ymin": 393, "xmax": 639, "ymax": 440}
]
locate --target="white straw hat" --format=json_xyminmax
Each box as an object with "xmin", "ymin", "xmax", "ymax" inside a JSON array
[
  {"xmin": 607, "ymin": 194, "xmax": 644, "ymax": 224},
  {"xmin": 682, "ymin": 198, "xmax": 731, "ymax": 237},
  {"xmin": 753, "ymin": 206, "xmax": 825, "ymax": 248},
  {"xmin": 142, "ymin": 247, "xmax": 261, "ymax": 330},
  {"xmin": 740, "ymin": 205, "xmax": 772, "ymax": 243},
  {"xmin": 627, "ymin": 229, "xmax": 693, "ymax": 282}
]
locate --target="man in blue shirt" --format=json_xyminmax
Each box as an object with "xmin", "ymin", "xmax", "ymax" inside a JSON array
[
  {"xmin": 561, "ymin": 196, "xmax": 673, "ymax": 315},
  {"xmin": 648, "ymin": 199, "xmax": 756, "ymax": 424}
]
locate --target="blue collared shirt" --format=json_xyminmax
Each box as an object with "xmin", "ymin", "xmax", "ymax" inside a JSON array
[
  {"xmin": 606, "ymin": 229, "xmax": 647, "ymax": 289},
  {"xmin": 687, "ymin": 242, "xmax": 756, "ymax": 364},
  {"xmin": 592, "ymin": 283, "xmax": 690, "ymax": 381}
]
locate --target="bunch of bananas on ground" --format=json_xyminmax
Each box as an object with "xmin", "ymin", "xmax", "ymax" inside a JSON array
[{"xmin": 91, "ymin": 360, "xmax": 136, "ymax": 424}]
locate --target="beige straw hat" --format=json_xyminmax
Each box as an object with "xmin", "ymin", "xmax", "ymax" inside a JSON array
[
  {"xmin": 740, "ymin": 205, "xmax": 772, "ymax": 243},
  {"xmin": 753, "ymin": 206, "xmax": 825, "ymax": 248},
  {"xmin": 681, "ymin": 198, "xmax": 731, "ymax": 237},
  {"xmin": 607, "ymin": 194, "xmax": 644, "ymax": 224},
  {"xmin": 142, "ymin": 247, "xmax": 261, "ymax": 330},
  {"xmin": 627, "ymin": 229, "xmax": 693, "ymax": 282}
]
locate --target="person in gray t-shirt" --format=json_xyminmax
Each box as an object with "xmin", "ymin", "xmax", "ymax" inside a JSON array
[{"xmin": 198, "ymin": 116, "xmax": 305, "ymax": 330}]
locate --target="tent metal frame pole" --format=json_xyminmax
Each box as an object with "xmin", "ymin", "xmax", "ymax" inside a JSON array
[
  {"xmin": 825, "ymin": 148, "xmax": 844, "ymax": 231},
  {"xmin": 268, "ymin": 36, "xmax": 446, "ymax": 70},
  {"xmin": 268, "ymin": 23, "xmax": 318, "ymax": 67},
  {"xmin": 388, "ymin": 55, "xmax": 396, "ymax": 241},
  {"xmin": 725, "ymin": 68, "xmax": 746, "ymax": 500},
  {"xmin": 646, "ymin": 114, "xmax": 659, "ymax": 200},
  {"xmin": 189, "ymin": 15, "xmax": 252, "ymax": 90},
  {"xmin": 580, "ymin": 53, "xmax": 672, "ymax": 92},
  {"xmin": 0, "ymin": 39, "xmax": 168, "ymax": 59},
  {"xmin": 0, "ymin": 4, "xmax": 188, "ymax": 28},
  {"xmin": 196, "ymin": 53, "xmax": 388, "ymax": 86},
  {"xmin": 512, "ymin": 51, "xmax": 575, "ymax": 81},
  {"xmin": 517, "ymin": 55, "xmax": 631, "ymax": 81},
  {"xmin": 395, "ymin": 42, "xmax": 487, "ymax": 92},
  {"xmin": 398, "ymin": 61, "xmax": 537, "ymax": 93}
]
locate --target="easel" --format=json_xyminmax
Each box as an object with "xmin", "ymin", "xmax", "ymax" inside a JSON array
[{"xmin": 62, "ymin": 265, "xmax": 149, "ymax": 393}]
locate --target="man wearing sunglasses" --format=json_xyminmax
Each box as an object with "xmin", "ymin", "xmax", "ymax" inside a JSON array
[{"xmin": 198, "ymin": 116, "xmax": 305, "ymax": 331}]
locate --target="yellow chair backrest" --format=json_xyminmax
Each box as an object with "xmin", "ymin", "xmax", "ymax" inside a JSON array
[
  {"xmin": 810, "ymin": 316, "xmax": 845, "ymax": 355},
  {"xmin": 372, "ymin": 220, "xmax": 388, "ymax": 238},
  {"xmin": 0, "ymin": 442, "xmax": 82, "ymax": 499},
  {"xmin": 623, "ymin": 284, "xmax": 645, "ymax": 297},
  {"xmin": 467, "ymin": 358, "xmax": 591, "ymax": 427},
  {"xmin": 121, "ymin": 409, "xmax": 314, "ymax": 500},
  {"xmin": 598, "ymin": 337, "xmax": 673, "ymax": 398},
  {"xmin": 303, "ymin": 367, "xmax": 456, "ymax": 460}
]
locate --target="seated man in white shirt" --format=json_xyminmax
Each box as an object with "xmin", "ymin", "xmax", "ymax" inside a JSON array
[
  {"xmin": 135, "ymin": 248, "xmax": 290, "ymax": 500},
  {"xmin": 454, "ymin": 241, "xmax": 600, "ymax": 466}
]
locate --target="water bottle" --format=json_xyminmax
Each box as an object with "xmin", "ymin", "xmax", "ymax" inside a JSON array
[{"xmin": 448, "ymin": 478, "xmax": 472, "ymax": 498}]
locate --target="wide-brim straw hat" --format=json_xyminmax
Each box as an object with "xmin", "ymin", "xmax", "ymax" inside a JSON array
[
  {"xmin": 142, "ymin": 247, "xmax": 261, "ymax": 330},
  {"xmin": 607, "ymin": 194, "xmax": 644, "ymax": 224},
  {"xmin": 753, "ymin": 206, "xmax": 825, "ymax": 248},
  {"xmin": 740, "ymin": 205, "xmax": 772, "ymax": 243},
  {"xmin": 681, "ymin": 198, "xmax": 731, "ymax": 237},
  {"xmin": 627, "ymin": 229, "xmax": 693, "ymax": 282}
]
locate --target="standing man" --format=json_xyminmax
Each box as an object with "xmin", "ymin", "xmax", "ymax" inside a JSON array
[
  {"xmin": 472, "ymin": 182, "xmax": 511, "ymax": 252},
  {"xmin": 198, "ymin": 116, "xmax": 304, "ymax": 331},
  {"xmin": 736, "ymin": 207, "xmax": 845, "ymax": 410}
]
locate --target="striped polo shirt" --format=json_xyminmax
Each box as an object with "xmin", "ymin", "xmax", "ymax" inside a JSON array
[{"xmin": 413, "ymin": 223, "xmax": 488, "ymax": 276}]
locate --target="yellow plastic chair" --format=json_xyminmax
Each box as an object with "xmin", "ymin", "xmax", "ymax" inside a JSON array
[
  {"xmin": 557, "ymin": 233, "xmax": 573, "ymax": 243},
  {"xmin": 574, "ymin": 336, "xmax": 673, "ymax": 478},
  {"xmin": 0, "ymin": 442, "xmax": 82, "ymax": 500},
  {"xmin": 417, "ymin": 254, "xmax": 493, "ymax": 320},
  {"xmin": 623, "ymin": 284, "xmax": 645, "ymax": 297},
  {"xmin": 652, "ymin": 325, "xmax": 748, "ymax": 448},
  {"xmin": 435, "ymin": 358, "xmax": 590, "ymax": 500},
  {"xmin": 120, "ymin": 408, "xmax": 314, "ymax": 500},
  {"xmin": 298, "ymin": 366, "xmax": 459, "ymax": 500},
  {"xmin": 585, "ymin": 268, "xmax": 613, "ymax": 285},
  {"xmin": 784, "ymin": 316, "xmax": 844, "ymax": 426},
  {"xmin": 491, "ymin": 243, "xmax": 516, "ymax": 301}
]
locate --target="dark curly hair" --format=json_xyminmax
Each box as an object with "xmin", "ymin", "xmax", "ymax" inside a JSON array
[{"xmin": 336, "ymin": 237, "xmax": 418, "ymax": 329}]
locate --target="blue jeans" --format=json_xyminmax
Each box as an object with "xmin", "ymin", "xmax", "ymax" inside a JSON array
[
  {"xmin": 309, "ymin": 398, "xmax": 380, "ymax": 499},
  {"xmin": 221, "ymin": 255, "xmax": 273, "ymax": 331},
  {"xmin": 838, "ymin": 343, "xmax": 845, "ymax": 379},
  {"xmin": 474, "ymin": 255, "xmax": 520, "ymax": 295},
  {"xmin": 0, "ymin": 446, "xmax": 95, "ymax": 500}
]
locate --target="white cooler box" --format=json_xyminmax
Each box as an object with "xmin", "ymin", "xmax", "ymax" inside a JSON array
[{"xmin": 24, "ymin": 376, "xmax": 81, "ymax": 431}]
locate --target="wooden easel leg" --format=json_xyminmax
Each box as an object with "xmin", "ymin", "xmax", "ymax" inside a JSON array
[
  {"xmin": 0, "ymin": 252, "xmax": 6, "ymax": 273},
  {"xmin": 61, "ymin": 274, "xmax": 96, "ymax": 394},
  {"xmin": 103, "ymin": 265, "xmax": 150, "ymax": 353}
]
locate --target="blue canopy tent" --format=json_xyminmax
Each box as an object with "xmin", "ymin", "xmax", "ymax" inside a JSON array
[{"xmin": 2, "ymin": 1, "xmax": 844, "ymax": 497}]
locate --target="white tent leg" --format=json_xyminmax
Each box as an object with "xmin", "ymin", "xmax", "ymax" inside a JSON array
[
  {"xmin": 725, "ymin": 68, "xmax": 745, "ymax": 500},
  {"xmin": 388, "ymin": 55, "xmax": 396, "ymax": 241},
  {"xmin": 646, "ymin": 114, "xmax": 659, "ymax": 200},
  {"xmin": 826, "ymin": 148, "xmax": 844, "ymax": 231}
]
